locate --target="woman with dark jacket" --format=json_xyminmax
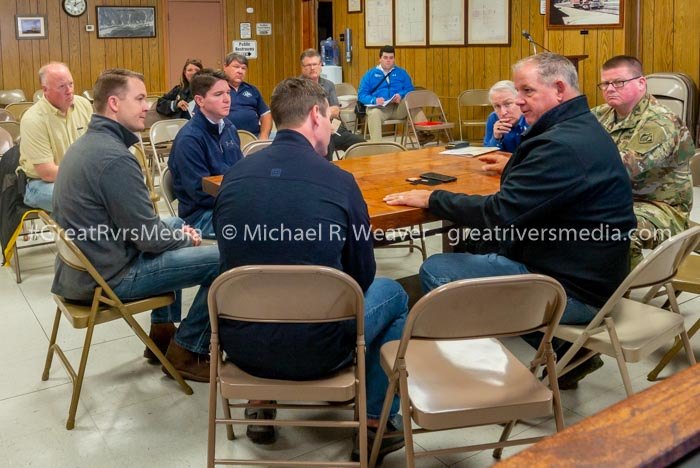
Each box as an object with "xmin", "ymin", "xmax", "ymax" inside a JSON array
[{"xmin": 156, "ymin": 58, "xmax": 203, "ymax": 119}]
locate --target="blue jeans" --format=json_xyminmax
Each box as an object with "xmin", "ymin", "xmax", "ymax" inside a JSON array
[
  {"xmin": 24, "ymin": 179, "xmax": 54, "ymax": 212},
  {"xmin": 359, "ymin": 277, "xmax": 409, "ymax": 419},
  {"xmin": 112, "ymin": 217, "xmax": 220, "ymax": 354},
  {"xmin": 188, "ymin": 210, "xmax": 215, "ymax": 239},
  {"xmin": 420, "ymin": 253, "xmax": 599, "ymax": 352}
]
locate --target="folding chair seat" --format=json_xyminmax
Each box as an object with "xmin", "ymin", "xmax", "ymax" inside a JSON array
[
  {"xmin": 38, "ymin": 212, "xmax": 193, "ymax": 430},
  {"xmin": 207, "ymin": 265, "xmax": 368, "ymax": 467},
  {"xmin": 237, "ymin": 129, "xmax": 257, "ymax": 149},
  {"xmin": 457, "ymin": 89, "xmax": 491, "ymax": 142},
  {"xmin": 242, "ymin": 139, "xmax": 273, "ymax": 156},
  {"xmin": 369, "ymin": 274, "xmax": 567, "ymax": 467},
  {"xmin": 403, "ymin": 90, "xmax": 454, "ymax": 148},
  {"xmin": 555, "ymin": 227, "xmax": 700, "ymax": 397}
]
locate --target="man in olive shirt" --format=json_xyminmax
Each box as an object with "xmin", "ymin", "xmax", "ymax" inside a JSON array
[
  {"xmin": 19, "ymin": 62, "xmax": 93, "ymax": 211},
  {"xmin": 592, "ymin": 56, "xmax": 694, "ymax": 267}
]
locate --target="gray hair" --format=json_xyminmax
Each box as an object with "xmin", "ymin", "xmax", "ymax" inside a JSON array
[
  {"xmin": 513, "ymin": 52, "xmax": 580, "ymax": 92},
  {"xmin": 225, "ymin": 52, "xmax": 248, "ymax": 67},
  {"xmin": 488, "ymin": 80, "xmax": 517, "ymax": 103},
  {"xmin": 38, "ymin": 62, "xmax": 69, "ymax": 86}
]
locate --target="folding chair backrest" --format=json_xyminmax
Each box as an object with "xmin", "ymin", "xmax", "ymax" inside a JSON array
[
  {"xmin": 0, "ymin": 127, "xmax": 14, "ymax": 155},
  {"xmin": 5, "ymin": 102, "xmax": 33, "ymax": 121},
  {"xmin": 625, "ymin": 226, "xmax": 700, "ymax": 290},
  {"xmin": 335, "ymin": 82, "xmax": 357, "ymax": 96},
  {"xmin": 242, "ymin": 139, "xmax": 273, "ymax": 156},
  {"xmin": 458, "ymin": 89, "xmax": 490, "ymax": 107},
  {"xmin": 237, "ymin": 129, "xmax": 257, "ymax": 148},
  {"xmin": 0, "ymin": 89, "xmax": 27, "ymax": 107},
  {"xmin": 406, "ymin": 274, "xmax": 566, "ymax": 340},
  {"xmin": 82, "ymin": 90, "xmax": 94, "ymax": 102},
  {"xmin": 208, "ymin": 265, "xmax": 364, "ymax": 334},
  {"xmin": 646, "ymin": 73, "xmax": 697, "ymax": 141},
  {"xmin": 405, "ymin": 89, "xmax": 442, "ymax": 111},
  {"xmin": 38, "ymin": 212, "xmax": 118, "ymax": 301},
  {"xmin": 0, "ymin": 121, "xmax": 20, "ymax": 143},
  {"xmin": 149, "ymin": 119, "xmax": 187, "ymax": 146},
  {"xmin": 0, "ymin": 108, "xmax": 15, "ymax": 122},
  {"xmin": 33, "ymin": 90, "xmax": 44, "ymax": 102},
  {"xmin": 344, "ymin": 141, "xmax": 406, "ymax": 158}
]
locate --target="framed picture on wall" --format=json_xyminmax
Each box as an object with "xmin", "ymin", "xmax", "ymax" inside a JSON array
[
  {"xmin": 365, "ymin": 0, "xmax": 393, "ymax": 47},
  {"xmin": 547, "ymin": 0, "xmax": 624, "ymax": 29},
  {"xmin": 348, "ymin": 0, "xmax": 362, "ymax": 13},
  {"xmin": 15, "ymin": 15, "xmax": 47, "ymax": 40},
  {"xmin": 395, "ymin": 0, "xmax": 427, "ymax": 46},
  {"xmin": 428, "ymin": 0, "xmax": 465, "ymax": 46},
  {"xmin": 467, "ymin": 0, "xmax": 511, "ymax": 45},
  {"xmin": 96, "ymin": 6, "xmax": 156, "ymax": 39}
]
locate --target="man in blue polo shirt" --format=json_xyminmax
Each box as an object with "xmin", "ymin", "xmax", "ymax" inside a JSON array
[{"xmin": 223, "ymin": 53, "xmax": 272, "ymax": 139}]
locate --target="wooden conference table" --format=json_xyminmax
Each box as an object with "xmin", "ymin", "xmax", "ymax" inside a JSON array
[{"xmin": 202, "ymin": 146, "xmax": 503, "ymax": 231}]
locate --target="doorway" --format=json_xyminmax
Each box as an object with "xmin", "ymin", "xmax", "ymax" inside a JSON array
[
  {"xmin": 317, "ymin": 0, "xmax": 333, "ymax": 49},
  {"xmin": 166, "ymin": 0, "xmax": 225, "ymax": 89}
]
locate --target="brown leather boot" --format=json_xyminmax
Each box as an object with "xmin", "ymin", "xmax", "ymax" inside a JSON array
[
  {"xmin": 161, "ymin": 340, "xmax": 210, "ymax": 383},
  {"xmin": 143, "ymin": 322, "xmax": 177, "ymax": 364}
]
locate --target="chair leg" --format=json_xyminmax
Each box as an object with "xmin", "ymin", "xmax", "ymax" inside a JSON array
[
  {"xmin": 221, "ymin": 393, "xmax": 235, "ymax": 440},
  {"xmin": 13, "ymin": 241, "xmax": 21, "ymax": 283},
  {"xmin": 493, "ymin": 420, "xmax": 517, "ymax": 459},
  {"xmin": 398, "ymin": 372, "xmax": 415, "ymax": 468},
  {"xmin": 648, "ymin": 319, "xmax": 700, "ymax": 381},
  {"xmin": 207, "ymin": 347, "xmax": 219, "ymax": 468},
  {"xmin": 66, "ymin": 302, "xmax": 100, "ymax": 430},
  {"xmin": 369, "ymin": 376, "xmax": 399, "ymax": 468},
  {"xmin": 605, "ymin": 317, "xmax": 634, "ymax": 396},
  {"xmin": 42, "ymin": 307, "xmax": 62, "ymax": 381},
  {"xmin": 120, "ymin": 312, "xmax": 193, "ymax": 395}
]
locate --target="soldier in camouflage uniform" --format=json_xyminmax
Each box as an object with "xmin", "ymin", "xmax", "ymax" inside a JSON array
[{"xmin": 592, "ymin": 55, "xmax": 694, "ymax": 267}]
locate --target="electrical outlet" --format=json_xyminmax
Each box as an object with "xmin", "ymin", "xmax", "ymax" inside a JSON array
[{"xmin": 85, "ymin": 24, "xmax": 94, "ymax": 32}]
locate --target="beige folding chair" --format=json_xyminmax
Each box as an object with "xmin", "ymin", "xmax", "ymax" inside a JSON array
[
  {"xmin": 0, "ymin": 108, "xmax": 15, "ymax": 122},
  {"xmin": 555, "ymin": 227, "xmax": 700, "ymax": 397},
  {"xmin": 32, "ymin": 89, "xmax": 44, "ymax": 102},
  {"xmin": 369, "ymin": 274, "xmax": 567, "ymax": 467},
  {"xmin": 0, "ymin": 88, "xmax": 27, "ymax": 107},
  {"xmin": 237, "ymin": 129, "xmax": 257, "ymax": 149},
  {"xmin": 37, "ymin": 212, "xmax": 193, "ymax": 430},
  {"xmin": 403, "ymin": 90, "xmax": 454, "ymax": 148},
  {"xmin": 0, "ymin": 121, "xmax": 20, "ymax": 143},
  {"xmin": 82, "ymin": 90, "xmax": 94, "ymax": 102},
  {"xmin": 343, "ymin": 141, "xmax": 407, "ymax": 159},
  {"xmin": 132, "ymin": 139, "xmax": 160, "ymax": 214},
  {"xmin": 0, "ymin": 127, "xmax": 13, "ymax": 155},
  {"xmin": 336, "ymin": 82, "xmax": 359, "ymax": 133},
  {"xmin": 207, "ymin": 265, "xmax": 368, "ymax": 467},
  {"xmin": 646, "ymin": 73, "xmax": 697, "ymax": 142},
  {"xmin": 5, "ymin": 101, "xmax": 33, "ymax": 121},
  {"xmin": 457, "ymin": 89, "xmax": 491, "ymax": 142},
  {"xmin": 646, "ymin": 149, "xmax": 700, "ymax": 380},
  {"xmin": 149, "ymin": 118, "xmax": 188, "ymax": 184},
  {"xmin": 242, "ymin": 139, "xmax": 273, "ymax": 156},
  {"xmin": 160, "ymin": 167, "xmax": 177, "ymax": 217}
]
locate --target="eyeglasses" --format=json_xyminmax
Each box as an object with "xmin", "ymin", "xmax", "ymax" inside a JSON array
[
  {"xmin": 302, "ymin": 62, "xmax": 321, "ymax": 68},
  {"xmin": 596, "ymin": 76, "xmax": 642, "ymax": 91}
]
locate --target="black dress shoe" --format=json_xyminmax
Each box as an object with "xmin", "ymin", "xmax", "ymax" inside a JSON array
[
  {"xmin": 351, "ymin": 415, "xmax": 405, "ymax": 464},
  {"xmin": 245, "ymin": 406, "xmax": 278, "ymax": 444}
]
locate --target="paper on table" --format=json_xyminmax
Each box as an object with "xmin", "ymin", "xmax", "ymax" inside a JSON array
[
  {"xmin": 366, "ymin": 93, "xmax": 400, "ymax": 108},
  {"xmin": 439, "ymin": 146, "xmax": 501, "ymax": 157}
]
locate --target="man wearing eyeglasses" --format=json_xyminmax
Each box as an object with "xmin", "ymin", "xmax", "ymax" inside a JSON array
[
  {"xmin": 299, "ymin": 48, "xmax": 365, "ymax": 160},
  {"xmin": 592, "ymin": 55, "xmax": 694, "ymax": 267}
]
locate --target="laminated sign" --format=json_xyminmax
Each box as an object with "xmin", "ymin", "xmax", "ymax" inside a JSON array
[{"xmin": 232, "ymin": 40, "xmax": 257, "ymax": 59}]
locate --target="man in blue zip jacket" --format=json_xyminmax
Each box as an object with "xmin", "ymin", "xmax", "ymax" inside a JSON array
[
  {"xmin": 168, "ymin": 69, "xmax": 243, "ymax": 238},
  {"xmin": 358, "ymin": 45, "xmax": 415, "ymax": 141}
]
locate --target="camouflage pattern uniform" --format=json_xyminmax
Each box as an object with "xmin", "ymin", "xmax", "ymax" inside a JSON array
[{"xmin": 593, "ymin": 94, "xmax": 694, "ymax": 267}]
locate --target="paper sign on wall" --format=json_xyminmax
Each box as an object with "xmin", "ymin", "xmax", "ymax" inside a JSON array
[
  {"xmin": 240, "ymin": 22, "xmax": 251, "ymax": 39},
  {"xmin": 232, "ymin": 40, "xmax": 257, "ymax": 59},
  {"xmin": 256, "ymin": 23, "xmax": 272, "ymax": 35}
]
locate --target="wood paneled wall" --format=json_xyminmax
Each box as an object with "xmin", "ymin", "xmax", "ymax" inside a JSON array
[
  {"xmin": 0, "ymin": 0, "xmax": 166, "ymax": 97},
  {"xmin": 224, "ymin": 0, "xmax": 303, "ymax": 106}
]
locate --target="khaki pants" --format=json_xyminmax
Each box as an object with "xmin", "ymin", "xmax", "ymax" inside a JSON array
[{"xmin": 366, "ymin": 103, "xmax": 408, "ymax": 142}]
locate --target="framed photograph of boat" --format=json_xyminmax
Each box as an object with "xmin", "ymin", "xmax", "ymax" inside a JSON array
[
  {"xmin": 96, "ymin": 6, "xmax": 156, "ymax": 39},
  {"xmin": 16, "ymin": 16, "xmax": 47, "ymax": 40}
]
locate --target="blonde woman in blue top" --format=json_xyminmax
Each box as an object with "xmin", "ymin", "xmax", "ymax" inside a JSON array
[{"xmin": 483, "ymin": 80, "xmax": 528, "ymax": 152}]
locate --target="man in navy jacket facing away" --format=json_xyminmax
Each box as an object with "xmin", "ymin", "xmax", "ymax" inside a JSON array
[
  {"xmin": 386, "ymin": 53, "xmax": 637, "ymax": 388},
  {"xmin": 214, "ymin": 78, "xmax": 408, "ymax": 460},
  {"xmin": 168, "ymin": 69, "xmax": 243, "ymax": 239}
]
